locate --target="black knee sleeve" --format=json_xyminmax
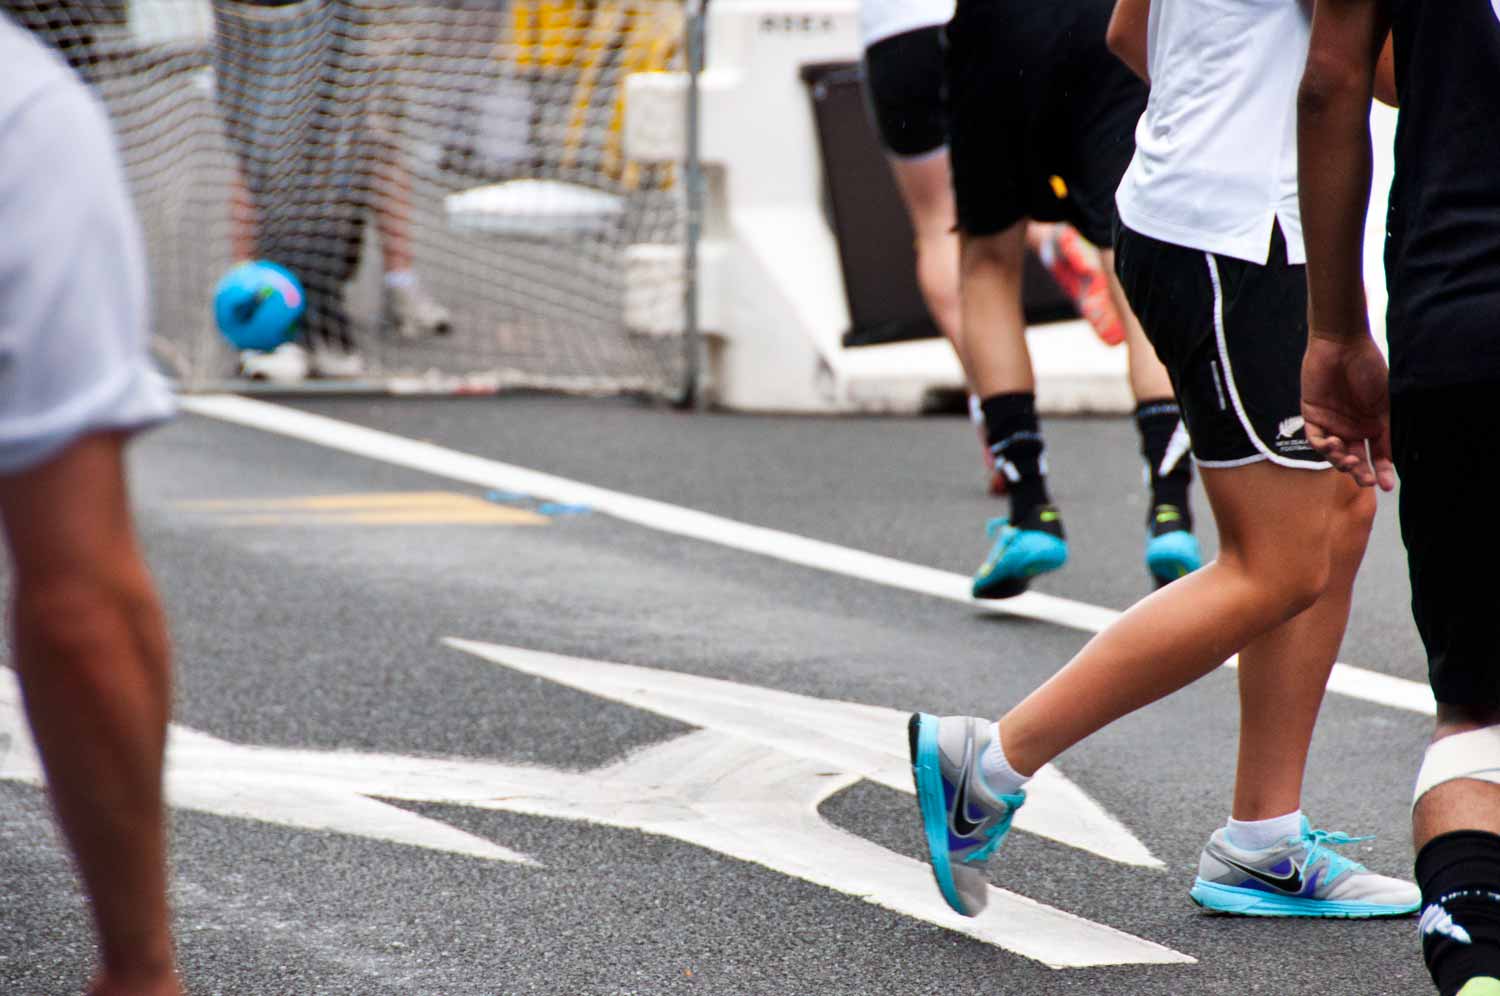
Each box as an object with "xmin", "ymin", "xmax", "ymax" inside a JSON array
[{"xmin": 1418, "ymin": 831, "xmax": 1500, "ymax": 995}]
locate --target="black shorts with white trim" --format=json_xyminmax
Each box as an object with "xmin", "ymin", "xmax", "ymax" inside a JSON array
[
  {"xmin": 1113, "ymin": 221, "xmax": 1327, "ymax": 470},
  {"xmin": 862, "ymin": 26, "xmax": 948, "ymax": 159}
]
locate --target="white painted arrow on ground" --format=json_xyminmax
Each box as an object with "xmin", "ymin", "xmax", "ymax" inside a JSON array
[
  {"xmin": 0, "ymin": 653, "xmax": 1191, "ymax": 969},
  {"xmin": 445, "ymin": 638, "xmax": 1162, "ymax": 869}
]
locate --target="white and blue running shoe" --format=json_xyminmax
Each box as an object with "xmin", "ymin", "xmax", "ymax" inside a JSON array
[
  {"xmin": 908, "ymin": 714, "xmax": 1026, "ymax": 917},
  {"xmin": 1190, "ymin": 818, "xmax": 1420, "ymax": 917}
]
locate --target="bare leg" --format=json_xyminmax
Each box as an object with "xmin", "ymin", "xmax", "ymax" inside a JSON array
[
  {"xmin": 959, "ymin": 222, "xmax": 1033, "ymax": 398},
  {"xmin": 998, "ymin": 460, "xmax": 1347, "ymax": 776},
  {"xmin": 1098, "ymin": 248, "xmax": 1173, "ymax": 402},
  {"xmin": 1231, "ymin": 473, "xmax": 1374, "ymax": 819},
  {"xmin": 0, "ymin": 434, "xmax": 181, "ymax": 996},
  {"xmin": 374, "ymin": 150, "xmax": 414, "ymax": 275},
  {"xmin": 229, "ymin": 167, "xmax": 256, "ymax": 264},
  {"xmin": 1414, "ymin": 707, "xmax": 1500, "ymax": 850},
  {"xmin": 886, "ymin": 150, "xmax": 964, "ymax": 372}
]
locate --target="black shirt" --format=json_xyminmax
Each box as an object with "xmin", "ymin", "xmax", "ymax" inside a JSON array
[{"xmin": 1385, "ymin": 0, "xmax": 1500, "ymax": 394}]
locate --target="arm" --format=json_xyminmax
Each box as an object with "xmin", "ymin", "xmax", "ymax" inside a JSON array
[
  {"xmin": 1374, "ymin": 32, "xmax": 1398, "ymax": 107},
  {"xmin": 1297, "ymin": 0, "xmax": 1395, "ymax": 490},
  {"xmin": 1107, "ymin": 0, "xmax": 1151, "ymax": 82}
]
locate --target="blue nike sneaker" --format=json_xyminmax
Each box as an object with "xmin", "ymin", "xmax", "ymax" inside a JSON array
[
  {"xmin": 908, "ymin": 713, "xmax": 1026, "ymax": 917},
  {"xmin": 1145, "ymin": 504, "xmax": 1202, "ymax": 589},
  {"xmin": 1190, "ymin": 817, "xmax": 1420, "ymax": 917},
  {"xmin": 971, "ymin": 504, "xmax": 1068, "ymax": 599}
]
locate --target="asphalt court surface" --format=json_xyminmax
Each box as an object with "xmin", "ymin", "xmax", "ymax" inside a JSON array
[{"xmin": 0, "ymin": 394, "xmax": 1435, "ymax": 995}]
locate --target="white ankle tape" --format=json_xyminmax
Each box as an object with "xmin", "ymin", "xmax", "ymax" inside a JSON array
[{"xmin": 1415, "ymin": 726, "xmax": 1500, "ymax": 806}]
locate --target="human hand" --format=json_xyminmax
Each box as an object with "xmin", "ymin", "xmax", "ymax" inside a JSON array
[{"xmin": 1300, "ymin": 332, "xmax": 1396, "ymax": 491}]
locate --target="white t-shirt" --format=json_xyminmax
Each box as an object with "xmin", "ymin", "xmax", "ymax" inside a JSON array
[
  {"xmin": 0, "ymin": 16, "xmax": 174, "ymax": 474},
  {"xmin": 1115, "ymin": 0, "xmax": 1310, "ymax": 265},
  {"xmin": 860, "ymin": 0, "xmax": 953, "ymax": 48}
]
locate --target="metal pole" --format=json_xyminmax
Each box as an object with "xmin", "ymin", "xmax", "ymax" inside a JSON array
[{"xmin": 676, "ymin": 0, "xmax": 706, "ymax": 408}]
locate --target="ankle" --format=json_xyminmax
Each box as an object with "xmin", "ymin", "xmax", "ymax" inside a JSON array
[{"xmin": 1226, "ymin": 810, "xmax": 1303, "ymax": 851}]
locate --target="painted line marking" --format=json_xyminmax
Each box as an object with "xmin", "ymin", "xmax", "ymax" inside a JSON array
[
  {"xmin": 0, "ymin": 652, "xmax": 1191, "ymax": 968},
  {"xmin": 173, "ymin": 490, "xmax": 549, "ymax": 527},
  {"xmin": 444, "ymin": 637, "xmax": 1163, "ymax": 869},
  {"xmin": 179, "ymin": 394, "xmax": 1436, "ymax": 717}
]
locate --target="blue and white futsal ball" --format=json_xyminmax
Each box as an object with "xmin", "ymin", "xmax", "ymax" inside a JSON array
[{"xmin": 213, "ymin": 260, "xmax": 305, "ymax": 351}]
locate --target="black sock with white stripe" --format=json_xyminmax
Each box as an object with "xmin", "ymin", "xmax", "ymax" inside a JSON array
[
  {"xmin": 1418, "ymin": 831, "xmax": 1500, "ymax": 996},
  {"xmin": 1136, "ymin": 399, "xmax": 1193, "ymax": 531},
  {"xmin": 981, "ymin": 392, "xmax": 1049, "ymax": 524}
]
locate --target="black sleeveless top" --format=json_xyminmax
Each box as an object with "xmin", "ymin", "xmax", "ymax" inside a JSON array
[{"xmin": 1385, "ymin": 0, "xmax": 1500, "ymax": 393}]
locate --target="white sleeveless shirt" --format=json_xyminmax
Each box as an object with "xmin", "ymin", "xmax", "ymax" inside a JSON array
[{"xmin": 1115, "ymin": 0, "xmax": 1311, "ymax": 265}]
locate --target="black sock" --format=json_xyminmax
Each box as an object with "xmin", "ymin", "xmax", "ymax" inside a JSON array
[
  {"xmin": 981, "ymin": 392, "xmax": 1050, "ymax": 524},
  {"xmin": 1136, "ymin": 399, "xmax": 1193, "ymax": 530},
  {"xmin": 1418, "ymin": 831, "xmax": 1500, "ymax": 996}
]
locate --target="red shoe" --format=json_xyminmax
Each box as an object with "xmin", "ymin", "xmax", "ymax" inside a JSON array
[{"xmin": 1039, "ymin": 225, "xmax": 1126, "ymax": 346}]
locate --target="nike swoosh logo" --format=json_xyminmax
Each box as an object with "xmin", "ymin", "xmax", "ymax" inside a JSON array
[
  {"xmin": 949, "ymin": 740, "xmax": 985, "ymax": 838},
  {"xmin": 1219, "ymin": 854, "xmax": 1303, "ymax": 893}
]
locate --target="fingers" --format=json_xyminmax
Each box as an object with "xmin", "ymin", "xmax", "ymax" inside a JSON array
[
  {"xmin": 1306, "ymin": 425, "xmax": 1380, "ymax": 488},
  {"xmin": 1370, "ymin": 425, "xmax": 1398, "ymax": 493}
]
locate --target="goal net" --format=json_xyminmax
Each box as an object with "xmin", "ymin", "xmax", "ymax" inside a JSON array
[{"xmin": 5, "ymin": 0, "xmax": 693, "ymax": 398}]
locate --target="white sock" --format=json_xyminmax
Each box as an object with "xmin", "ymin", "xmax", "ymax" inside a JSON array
[
  {"xmin": 1225, "ymin": 810, "xmax": 1303, "ymax": 852},
  {"xmin": 978, "ymin": 723, "xmax": 1030, "ymax": 797},
  {"xmin": 968, "ymin": 393, "xmax": 984, "ymax": 426},
  {"xmin": 383, "ymin": 269, "xmax": 418, "ymax": 290},
  {"xmin": 1035, "ymin": 232, "xmax": 1057, "ymax": 269}
]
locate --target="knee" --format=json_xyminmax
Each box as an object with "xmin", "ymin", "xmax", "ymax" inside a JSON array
[
  {"xmin": 1279, "ymin": 556, "xmax": 1333, "ymax": 619},
  {"xmin": 1434, "ymin": 705, "xmax": 1500, "ymax": 742},
  {"xmin": 1230, "ymin": 541, "xmax": 1332, "ymax": 621},
  {"xmin": 914, "ymin": 238, "xmax": 960, "ymax": 311},
  {"xmin": 13, "ymin": 573, "xmax": 164, "ymax": 671},
  {"xmin": 1334, "ymin": 479, "xmax": 1378, "ymax": 547},
  {"xmin": 15, "ymin": 578, "xmax": 122, "ymax": 662},
  {"xmin": 961, "ymin": 228, "xmax": 1026, "ymax": 277}
]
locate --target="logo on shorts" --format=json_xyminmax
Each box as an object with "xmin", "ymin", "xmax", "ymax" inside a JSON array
[
  {"xmin": 1492, "ymin": 0, "xmax": 1499, "ymax": 27},
  {"xmin": 1277, "ymin": 416, "xmax": 1305, "ymax": 440}
]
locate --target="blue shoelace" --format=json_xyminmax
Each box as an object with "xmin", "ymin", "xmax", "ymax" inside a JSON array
[{"xmin": 1300, "ymin": 827, "xmax": 1374, "ymax": 882}]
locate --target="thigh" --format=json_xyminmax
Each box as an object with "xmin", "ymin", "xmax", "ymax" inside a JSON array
[
  {"xmin": 945, "ymin": 0, "xmax": 1026, "ymax": 236},
  {"xmin": 863, "ymin": 26, "xmax": 948, "ymax": 159},
  {"xmin": 1393, "ymin": 385, "xmax": 1500, "ymax": 708}
]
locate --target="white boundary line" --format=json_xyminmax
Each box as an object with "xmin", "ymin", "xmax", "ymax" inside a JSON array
[{"xmin": 179, "ymin": 394, "xmax": 1436, "ymax": 717}]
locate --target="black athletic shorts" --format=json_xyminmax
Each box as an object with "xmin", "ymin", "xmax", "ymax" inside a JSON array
[
  {"xmin": 863, "ymin": 26, "xmax": 947, "ymax": 158},
  {"xmin": 1393, "ymin": 385, "xmax": 1500, "ymax": 707},
  {"xmin": 1114, "ymin": 221, "xmax": 1328, "ymax": 469},
  {"xmin": 945, "ymin": 0, "xmax": 1145, "ymax": 245}
]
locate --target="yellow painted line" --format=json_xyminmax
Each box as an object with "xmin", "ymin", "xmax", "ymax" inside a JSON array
[
  {"xmin": 174, "ymin": 492, "xmax": 550, "ymax": 526},
  {"xmin": 218, "ymin": 508, "xmax": 547, "ymax": 527},
  {"xmin": 178, "ymin": 492, "xmax": 486, "ymax": 511}
]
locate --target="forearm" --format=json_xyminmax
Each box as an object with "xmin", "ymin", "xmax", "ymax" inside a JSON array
[
  {"xmin": 1298, "ymin": 40, "xmax": 1378, "ymax": 340},
  {"xmin": 1374, "ymin": 33, "xmax": 1398, "ymax": 107},
  {"xmin": 1107, "ymin": 0, "xmax": 1151, "ymax": 81}
]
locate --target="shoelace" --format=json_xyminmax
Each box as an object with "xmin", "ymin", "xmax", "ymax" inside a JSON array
[{"xmin": 1301, "ymin": 827, "xmax": 1374, "ymax": 881}]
